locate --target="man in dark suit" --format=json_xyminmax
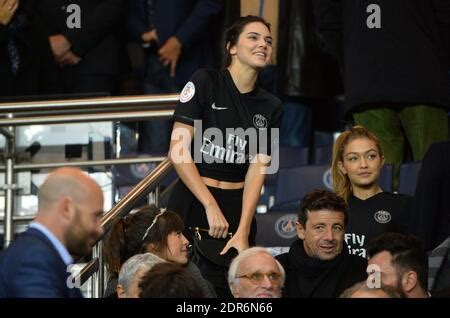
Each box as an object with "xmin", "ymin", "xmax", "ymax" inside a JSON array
[
  {"xmin": 35, "ymin": 0, "xmax": 124, "ymax": 95},
  {"xmin": 0, "ymin": 0, "xmax": 60, "ymax": 99},
  {"xmin": 0, "ymin": 167, "xmax": 104, "ymax": 298},
  {"xmin": 126, "ymin": 0, "xmax": 223, "ymax": 154}
]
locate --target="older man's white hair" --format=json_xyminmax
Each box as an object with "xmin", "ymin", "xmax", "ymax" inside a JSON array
[
  {"xmin": 227, "ymin": 247, "xmax": 285, "ymax": 290},
  {"xmin": 118, "ymin": 252, "xmax": 165, "ymax": 292}
]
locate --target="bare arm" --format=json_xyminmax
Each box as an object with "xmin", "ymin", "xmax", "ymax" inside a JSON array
[
  {"xmin": 0, "ymin": 0, "xmax": 18, "ymax": 26},
  {"xmin": 221, "ymin": 154, "xmax": 268, "ymax": 254},
  {"xmin": 169, "ymin": 121, "xmax": 229, "ymax": 238}
]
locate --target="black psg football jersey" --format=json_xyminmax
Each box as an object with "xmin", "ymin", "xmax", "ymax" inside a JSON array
[
  {"xmin": 345, "ymin": 192, "xmax": 412, "ymax": 258},
  {"xmin": 173, "ymin": 69, "xmax": 282, "ymax": 182}
]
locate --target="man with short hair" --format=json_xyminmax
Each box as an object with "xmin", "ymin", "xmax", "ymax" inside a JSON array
[
  {"xmin": 0, "ymin": 167, "xmax": 104, "ymax": 298},
  {"xmin": 228, "ymin": 247, "xmax": 284, "ymax": 298},
  {"xmin": 276, "ymin": 189, "xmax": 367, "ymax": 297},
  {"xmin": 367, "ymin": 233, "xmax": 429, "ymax": 298},
  {"xmin": 116, "ymin": 252, "xmax": 164, "ymax": 298},
  {"xmin": 340, "ymin": 280, "xmax": 401, "ymax": 298}
]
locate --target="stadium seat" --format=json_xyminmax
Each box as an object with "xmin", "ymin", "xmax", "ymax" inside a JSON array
[
  {"xmin": 312, "ymin": 145, "xmax": 332, "ymax": 165},
  {"xmin": 398, "ymin": 161, "xmax": 422, "ymax": 196},
  {"xmin": 379, "ymin": 163, "xmax": 393, "ymax": 192},
  {"xmin": 270, "ymin": 164, "xmax": 333, "ymax": 211},
  {"xmin": 255, "ymin": 211, "xmax": 298, "ymax": 248}
]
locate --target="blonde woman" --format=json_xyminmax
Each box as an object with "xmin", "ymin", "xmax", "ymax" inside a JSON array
[{"xmin": 331, "ymin": 126, "xmax": 411, "ymax": 258}]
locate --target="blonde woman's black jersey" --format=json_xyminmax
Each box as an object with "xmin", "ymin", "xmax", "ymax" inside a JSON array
[
  {"xmin": 345, "ymin": 192, "xmax": 412, "ymax": 258},
  {"xmin": 173, "ymin": 69, "xmax": 282, "ymax": 182}
]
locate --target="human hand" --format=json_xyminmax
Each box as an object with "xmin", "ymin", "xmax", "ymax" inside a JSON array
[
  {"xmin": 58, "ymin": 50, "xmax": 81, "ymax": 66},
  {"xmin": 141, "ymin": 28, "xmax": 158, "ymax": 43},
  {"xmin": 158, "ymin": 36, "xmax": 181, "ymax": 77},
  {"xmin": 0, "ymin": 0, "xmax": 19, "ymax": 26},
  {"xmin": 220, "ymin": 232, "xmax": 249, "ymax": 255},
  {"xmin": 204, "ymin": 203, "xmax": 229, "ymax": 239},
  {"xmin": 49, "ymin": 34, "xmax": 71, "ymax": 61}
]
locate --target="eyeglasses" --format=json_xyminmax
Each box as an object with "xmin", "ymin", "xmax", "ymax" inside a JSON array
[
  {"xmin": 236, "ymin": 272, "xmax": 283, "ymax": 284},
  {"xmin": 141, "ymin": 209, "xmax": 165, "ymax": 241}
]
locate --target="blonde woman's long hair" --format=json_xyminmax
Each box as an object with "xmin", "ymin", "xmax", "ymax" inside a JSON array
[{"xmin": 331, "ymin": 126, "xmax": 383, "ymax": 202}]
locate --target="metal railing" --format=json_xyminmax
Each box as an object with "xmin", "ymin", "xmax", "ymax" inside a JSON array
[
  {"xmin": 0, "ymin": 94, "xmax": 178, "ymax": 297},
  {"xmin": 79, "ymin": 158, "xmax": 173, "ymax": 290}
]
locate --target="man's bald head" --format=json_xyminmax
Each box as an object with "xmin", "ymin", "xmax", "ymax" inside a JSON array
[
  {"xmin": 38, "ymin": 167, "xmax": 102, "ymax": 212},
  {"xmin": 36, "ymin": 167, "xmax": 105, "ymax": 256}
]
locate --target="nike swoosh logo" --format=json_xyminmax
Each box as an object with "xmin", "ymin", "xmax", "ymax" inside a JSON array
[{"xmin": 211, "ymin": 102, "xmax": 228, "ymax": 110}]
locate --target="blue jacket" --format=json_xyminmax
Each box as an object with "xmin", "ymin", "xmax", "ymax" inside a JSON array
[
  {"xmin": 127, "ymin": 0, "xmax": 223, "ymax": 87},
  {"xmin": 0, "ymin": 228, "xmax": 82, "ymax": 298}
]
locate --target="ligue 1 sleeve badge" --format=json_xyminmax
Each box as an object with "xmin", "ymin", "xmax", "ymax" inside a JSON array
[{"xmin": 179, "ymin": 81, "xmax": 195, "ymax": 103}]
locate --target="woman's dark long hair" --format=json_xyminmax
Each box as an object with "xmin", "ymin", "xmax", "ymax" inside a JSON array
[{"xmin": 103, "ymin": 205, "xmax": 183, "ymax": 278}]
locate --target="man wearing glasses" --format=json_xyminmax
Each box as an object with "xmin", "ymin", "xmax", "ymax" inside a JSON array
[
  {"xmin": 227, "ymin": 247, "xmax": 285, "ymax": 298},
  {"xmin": 276, "ymin": 189, "xmax": 367, "ymax": 297}
]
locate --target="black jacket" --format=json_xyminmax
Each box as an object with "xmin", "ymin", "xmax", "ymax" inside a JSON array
[
  {"xmin": 35, "ymin": 0, "xmax": 124, "ymax": 75},
  {"xmin": 277, "ymin": 0, "xmax": 342, "ymax": 98},
  {"xmin": 314, "ymin": 0, "xmax": 450, "ymax": 115},
  {"xmin": 0, "ymin": 0, "xmax": 60, "ymax": 98},
  {"xmin": 276, "ymin": 239, "xmax": 367, "ymax": 298},
  {"xmin": 410, "ymin": 141, "xmax": 450, "ymax": 251},
  {"xmin": 126, "ymin": 0, "xmax": 223, "ymax": 88}
]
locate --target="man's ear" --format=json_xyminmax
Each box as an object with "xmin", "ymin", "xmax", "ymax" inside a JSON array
[
  {"xmin": 401, "ymin": 271, "xmax": 418, "ymax": 293},
  {"xmin": 60, "ymin": 196, "xmax": 75, "ymax": 222},
  {"xmin": 296, "ymin": 221, "xmax": 306, "ymax": 240},
  {"xmin": 338, "ymin": 161, "xmax": 347, "ymax": 175},
  {"xmin": 116, "ymin": 284, "xmax": 126, "ymax": 298}
]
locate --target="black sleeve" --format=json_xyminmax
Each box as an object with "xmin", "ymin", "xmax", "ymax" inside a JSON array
[
  {"xmin": 0, "ymin": 24, "xmax": 7, "ymax": 44},
  {"xmin": 431, "ymin": 0, "xmax": 450, "ymax": 66},
  {"xmin": 271, "ymin": 102, "xmax": 283, "ymax": 129},
  {"xmin": 395, "ymin": 194, "xmax": 412, "ymax": 235},
  {"xmin": 64, "ymin": 0, "xmax": 124, "ymax": 57},
  {"xmin": 269, "ymin": 102, "xmax": 283, "ymax": 156},
  {"xmin": 174, "ymin": 0, "xmax": 223, "ymax": 50},
  {"xmin": 313, "ymin": 0, "xmax": 344, "ymax": 65},
  {"xmin": 126, "ymin": 0, "xmax": 148, "ymax": 43},
  {"xmin": 173, "ymin": 69, "xmax": 210, "ymax": 126},
  {"xmin": 259, "ymin": 100, "xmax": 283, "ymax": 157}
]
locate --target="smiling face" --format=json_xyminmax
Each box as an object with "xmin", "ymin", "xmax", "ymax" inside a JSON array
[
  {"xmin": 228, "ymin": 21, "xmax": 273, "ymax": 70},
  {"xmin": 162, "ymin": 231, "xmax": 189, "ymax": 265},
  {"xmin": 297, "ymin": 210, "xmax": 345, "ymax": 261},
  {"xmin": 338, "ymin": 137, "xmax": 384, "ymax": 190}
]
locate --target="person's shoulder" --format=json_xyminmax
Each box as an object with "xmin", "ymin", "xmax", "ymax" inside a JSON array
[
  {"xmin": 190, "ymin": 68, "xmax": 221, "ymax": 82},
  {"xmin": 0, "ymin": 230, "xmax": 56, "ymax": 272},
  {"xmin": 379, "ymin": 192, "xmax": 412, "ymax": 203},
  {"xmin": 275, "ymin": 251, "xmax": 289, "ymax": 266},
  {"xmin": 256, "ymin": 87, "xmax": 282, "ymax": 108},
  {"xmin": 346, "ymin": 251, "xmax": 368, "ymax": 268}
]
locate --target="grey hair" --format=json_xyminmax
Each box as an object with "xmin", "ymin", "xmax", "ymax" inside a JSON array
[
  {"xmin": 118, "ymin": 252, "xmax": 165, "ymax": 292},
  {"xmin": 227, "ymin": 247, "xmax": 285, "ymax": 290}
]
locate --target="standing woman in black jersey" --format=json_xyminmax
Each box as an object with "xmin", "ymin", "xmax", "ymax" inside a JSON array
[
  {"xmin": 331, "ymin": 126, "xmax": 411, "ymax": 259},
  {"xmin": 167, "ymin": 15, "xmax": 282, "ymax": 297}
]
